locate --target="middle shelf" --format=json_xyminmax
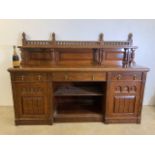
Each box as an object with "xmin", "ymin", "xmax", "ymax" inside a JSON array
[
  {"xmin": 53, "ymin": 82, "xmax": 104, "ymax": 96},
  {"xmin": 54, "ymin": 85, "xmax": 103, "ymax": 96}
]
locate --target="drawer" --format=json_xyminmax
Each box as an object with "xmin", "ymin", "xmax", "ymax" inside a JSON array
[
  {"xmin": 52, "ymin": 72, "xmax": 106, "ymax": 81},
  {"xmin": 11, "ymin": 73, "xmax": 47, "ymax": 82},
  {"xmin": 110, "ymin": 72, "xmax": 142, "ymax": 81}
]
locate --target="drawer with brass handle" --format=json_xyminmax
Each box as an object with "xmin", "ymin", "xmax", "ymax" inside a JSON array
[
  {"xmin": 110, "ymin": 72, "xmax": 142, "ymax": 81},
  {"xmin": 11, "ymin": 73, "xmax": 47, "ymax": 82},
  {"xmin": 52, "ymin": 72, "xmax": 106, "ymax": 81}
]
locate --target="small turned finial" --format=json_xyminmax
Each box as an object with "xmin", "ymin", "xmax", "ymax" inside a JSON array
[
  {"xmin": 22, "ymin": 32, "xmax": 26, "ymax": 45},
  {"xmin": 128, "ymin": 33, "xmax": 133, "ymax": 45},
  {"xmin": 52, "ymin": 32, "xmax": 55, "ymax": 41},
  {"xmin": 13, "ymin": 45, "xmax": 16, "ymax": 50},
  {"xmin": 99, "ymin": 33, "xmax": 104, "ymax": 42},
  {"xmin": 22, "ymin": 32, "xmax": 26, "ymax": 40}
]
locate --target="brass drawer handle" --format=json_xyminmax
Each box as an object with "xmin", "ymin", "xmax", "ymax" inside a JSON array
[
  {"xmin": 133, "ymin": 74, "xmax": 137, "ymax": 80},
  {"xmin": 38, "ymin": 75, "xmax": 41, "ymax": 80},
  {"xmin": 21, "ymin": 75, "xmax": 24, "ymax": 81},
  {"xmin": 92, "ymin": 75, "xmax": 95, "ymax": 80},
  {"xmin": 117, "ymin": 74, "xmax": 121, "ymax": 80},
  {"xmin": 64, "ymin": 74, "xmax": 68, "ymax": 80}
]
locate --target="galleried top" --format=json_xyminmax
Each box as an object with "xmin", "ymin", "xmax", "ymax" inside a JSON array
[{"xmin": 20, "ymin": 32, "xmax": 137, "ymax": 49}]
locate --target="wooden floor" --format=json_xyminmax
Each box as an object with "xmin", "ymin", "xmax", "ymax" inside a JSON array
[{"xmin": 0, "ymin": 105, "xmax": 155, "ymax": 135}]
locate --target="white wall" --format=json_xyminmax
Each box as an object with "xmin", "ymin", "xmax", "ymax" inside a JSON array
[{"xmin": 0, "ymin": 19, "xmax": 155, "ymax": 105}]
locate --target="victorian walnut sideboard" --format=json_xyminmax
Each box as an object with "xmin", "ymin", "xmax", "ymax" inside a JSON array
[{"xmin": 8, "ymin": 32, "xmax": 149, "ymax": 125}]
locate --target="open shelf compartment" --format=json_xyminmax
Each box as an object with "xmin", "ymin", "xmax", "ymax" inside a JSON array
[
  {"xmin": 53, "ymin": 82, "xmax": 106, "ymax": 122},
  {"xmin": 54, "ymin": 82, "xmax": 104, "ymax": 96},
  {"xmin": 54, "ymin": 96, "xmax": 103, "ymax": 122}
]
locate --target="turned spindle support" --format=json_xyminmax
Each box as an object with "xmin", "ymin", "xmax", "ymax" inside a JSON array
[
  {"xmin": 123, "ymin": 48, "xmax": 130, "ymax": 68},
  {"xmin": 130, "ymin": 48, "xmax": 136, "ymax": 66}
]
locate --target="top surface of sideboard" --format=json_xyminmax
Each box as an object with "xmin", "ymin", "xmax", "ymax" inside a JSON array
[{"xmin": 8, "ymin": 64, "xmax": 149, "ymax": 72}]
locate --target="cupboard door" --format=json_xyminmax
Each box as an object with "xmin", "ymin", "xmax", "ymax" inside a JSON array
[
  {"xmin": 105, "ymin": 81, "xmax": 142, "ymax": 123},
  {"xmin": 13, "ymin": 82, "xmax": 52, "ymax": 123}
]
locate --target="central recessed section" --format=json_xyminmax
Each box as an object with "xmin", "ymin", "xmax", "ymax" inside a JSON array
[{"xmin": 53, "ymin": 82, "xmax": 106, "ymax": 122}]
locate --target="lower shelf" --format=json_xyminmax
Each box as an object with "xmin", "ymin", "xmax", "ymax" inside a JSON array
[
  {"xmin": 54, "ymin": 96, "xmax": 103, "ymax": 122},
  {"xmin": 54, "ymin": 113, "xmax": 103, "ymax": 122}
]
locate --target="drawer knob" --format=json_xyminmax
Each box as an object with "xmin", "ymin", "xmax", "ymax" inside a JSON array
[
  {"xmin": 117, "ymin": 74, "xmax": 121, "ymax": 80},
  {"xmin": 133, "ymin": 74, "xmax": 137, "ymax": 80}
]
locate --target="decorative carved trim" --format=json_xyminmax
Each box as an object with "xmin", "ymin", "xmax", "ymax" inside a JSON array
[
  {"xmin": 20, "ymin": 32, "xmax": 137, "ymax": 49},
  {"xmin": 21, "ymin": 87, "xmax": 43, "ymax": 94},
  {"xmin": 115, "ymin": 85, "xmax": 137, "ymax": 93}
]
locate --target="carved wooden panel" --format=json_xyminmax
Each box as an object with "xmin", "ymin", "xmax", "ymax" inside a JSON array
[
  {"xmin": 113, "ymin": 96, "xmax": 135, "ymax": 113},
  {"xmin": 30, "ymin": 52, "xmax": 52, "ymax": 60},
  {"xmin": 21, "ymin": 49, "xmax": 55, "ymax": 67},
  {"xmin": 13, "ymin": 82, "xmax": 51, "ymax": 119},
  {"xmin": 106, "ymin": 81, "xmax": 141, "ymax": 117},
  {"xmin": 57, "ymin": 49, "xmax": 93, "ymax": 65},
  {"xmin": 105, "ymin": 51, "xmax": 123, "ymax": 60},
  {"xmin": 21, "ymin": 96, "xmax": 44, "ymax": 115}
]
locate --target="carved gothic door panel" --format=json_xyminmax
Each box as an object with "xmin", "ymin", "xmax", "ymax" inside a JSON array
[
  {"xmin": 106, "ymin": 81, "xmax": 141, "ymax": 118},
  {"xmin": 13, "ymin": 82, "xmax": 52, "ymax": 120}
]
